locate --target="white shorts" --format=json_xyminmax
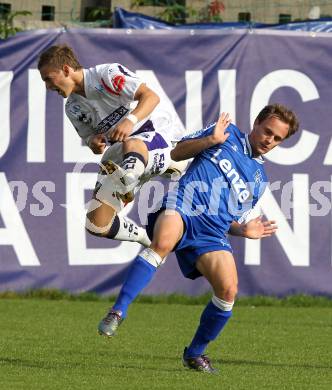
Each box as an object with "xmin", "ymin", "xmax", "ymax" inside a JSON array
[
  {"xmin": 94, "ymin": 121, "xmax": 173, "ymax": 211},
  {"xmin": 101, "ymin": 120, "xmax": 173, "ymax": 180}
]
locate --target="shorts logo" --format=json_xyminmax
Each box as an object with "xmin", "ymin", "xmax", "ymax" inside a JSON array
[
  {"xmin": 151, "ymin": 153, "xmax": 165, "ymax": 175},
  {"xmin": 101, "ymin": 75, "xmax": 125, "ymax": 96},
  {"xmin": 220, "ymin": 238, "xmax": 231, "ymax": 247}
]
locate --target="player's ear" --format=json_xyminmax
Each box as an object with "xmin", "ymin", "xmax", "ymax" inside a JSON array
[{"xmin": 63, "ymin": 64, "xmax": 70, "ymax": 76}]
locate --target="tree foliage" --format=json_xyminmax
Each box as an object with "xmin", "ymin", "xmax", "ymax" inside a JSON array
[{"xmin": 0, "ymin": 11, "xmax": 32, "ymax": 40}]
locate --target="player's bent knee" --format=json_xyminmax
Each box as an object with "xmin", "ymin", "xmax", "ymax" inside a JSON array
[
  {"xmin": 216, "ymin": 284, "xmax": 238, "ymax": 303},
  {"xmin": 85, "ymin": 215, "xmax": 114, "ymax": 237},
  {"xmin": 150, "ymin": 238, "xmax": 173, "ymax": 258}
]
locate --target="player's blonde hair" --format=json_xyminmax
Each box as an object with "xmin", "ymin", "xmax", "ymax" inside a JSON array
[
  {"xmin": 38, "ymin": 45, "xmax": 82, "ymax": 71},
  {"xmin": 256, "ymin": 104, "xmax": 299, "ymax": 138}
]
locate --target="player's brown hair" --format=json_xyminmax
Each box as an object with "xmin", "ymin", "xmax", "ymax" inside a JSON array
[
  {"xmin": 256, "ymin": 103, "xmax": 299, "ymax": 138},
  {"xmin": 38, "ymin": 45, "xmax": 83, "ymax": 71}
]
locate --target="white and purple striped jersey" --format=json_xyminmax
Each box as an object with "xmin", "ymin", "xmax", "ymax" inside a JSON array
[{"xmin": 65, "ymin": 63, "xmax": 181, "ymax": 145}]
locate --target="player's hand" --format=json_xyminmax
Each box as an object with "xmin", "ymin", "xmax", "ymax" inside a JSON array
[
  {"xmin": 109, "ymin": 119, "xmax": 134, "ymax": 142},
  {"xmin": 243, "ymin": 216, "xmax": 278, "ymax": 239},
  {"xmin": 209, "ymin": 112, "xmax": 231, "ymax": 145},
  {"xmin": 89, "ymin": 134, "xmax": 107, "ymax": 154}
]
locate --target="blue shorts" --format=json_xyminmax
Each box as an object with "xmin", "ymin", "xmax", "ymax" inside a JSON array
[{"xmin": 147, "ymin": 206, "xmax": 233, "ymax": 280}]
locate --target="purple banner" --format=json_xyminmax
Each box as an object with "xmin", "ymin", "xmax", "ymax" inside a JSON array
[{"xmin": 0, "ymin": 28, "xmax": 331, "ymax": 296}]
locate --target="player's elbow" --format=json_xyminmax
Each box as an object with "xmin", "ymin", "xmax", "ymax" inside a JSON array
[
  {"xmin": 143, "ymin": 87, "xmax": 160, "ymax": 108},
  {"xmin": 151, "ymin": 90, "xmax": 160, "ymax": 108},
  {"xmin": 170, "ymin": 147, "xmax": 182, "ymax": 162}
]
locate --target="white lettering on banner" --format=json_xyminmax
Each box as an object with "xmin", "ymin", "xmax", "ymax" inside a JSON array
[
  {"xmin": 66, "ymin": 172, "xmax": 141, "ymax": 265},
  {"xmin": 0, "ymin": 71, "xmax": 13, "ymax": 158},
  {"xmin": 0, "ymin": 173, "xmax": 40, "ymax": 266},
  {"xmin": 218, "ymin": 70, "xmax": 236, "ymax": 122},
  {"xmin": 245, "ymin": 174, "xmax": 309, "ymax": 266},
  {"xmin": 250, "ymin": 69, "xmax": 320, "ymax": 165},
  {"xmin": 27, "ymin": 69, "xmax": 46, "ymax": 162},
  {"xmin": 185, "ymin": 70, "xmax": 203, "ymax": 132},
  {"xmin": 63, "ymin": 99, "xmax": 101, "ymax": 163}
]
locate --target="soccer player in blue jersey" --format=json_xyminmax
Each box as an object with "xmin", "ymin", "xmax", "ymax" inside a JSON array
[{"xmin": 98, "ymin": 104, "xmax": 299, "ymax": 373}]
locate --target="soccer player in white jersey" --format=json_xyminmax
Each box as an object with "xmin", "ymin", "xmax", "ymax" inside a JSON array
[
  {"xmin": 97, "ymin": 104, "xmax": 299, "ymax": 373},
  {"xmin": 38, "ymin": 45, "xmax": 185, "ymax": 247}
]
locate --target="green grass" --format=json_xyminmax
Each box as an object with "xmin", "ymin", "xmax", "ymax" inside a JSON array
[
  {"xmin": 0, "ymin": 299, "xmax": 331, "ymax": 389},
  {"xmin": 1, "ymin": 289, "xmax": 332, "ymax": 307}
]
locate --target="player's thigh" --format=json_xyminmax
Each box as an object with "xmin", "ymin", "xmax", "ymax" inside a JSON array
[
  {"xmin": 196, "ymin": 250, "xmax": 238, "ymax": 300},
  {"xmin": 150, "ymin": 210, "xmax": 184, "ymax": 257}
]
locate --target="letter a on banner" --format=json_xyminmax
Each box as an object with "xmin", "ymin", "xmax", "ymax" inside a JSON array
[{"xmin": 0, "ymin": 173, "xmax": 40, "ymax": 266}]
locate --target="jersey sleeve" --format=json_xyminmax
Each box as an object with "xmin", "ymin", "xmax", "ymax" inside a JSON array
[
  {"xmin": 179, "ymin": 123, "xmax": 215, "ymax": 142},
  {"xmin": 65, "ymin": 101, "xmax": 96, "ymax": 145},
  {"xmin": 99, "ymin": 63, "xmax": 143, "ymax": 102}
]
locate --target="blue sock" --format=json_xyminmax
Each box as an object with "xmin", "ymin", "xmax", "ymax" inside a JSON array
[
  {"xmin": 113, "ymin": 256, "xmax": 156, "ymax": 317},
  {"xmin": 185, "ymin": 301, "xmax": 232, "ymax": 358}
]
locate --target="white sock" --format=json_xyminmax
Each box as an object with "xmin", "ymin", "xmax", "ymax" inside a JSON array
[
  {"xmin": 211, "ymin": 295, "xmax": 234, "ymax": 311},
  {"xmin": 114, "ymin": 215, "xmax": 151, "ymax": 247}
]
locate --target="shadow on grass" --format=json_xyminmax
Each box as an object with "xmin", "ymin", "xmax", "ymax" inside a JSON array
[
  {"xmin": 3, "ymin": 353, "xmax": 330, "ymax": 374},
  {"xmin": 0, "ymin": 355, "xmax": 184, "ymax": 373},
  {"xmin": 220, "ymin": 358, "xmax": 332, "ymax": 370},
  {"xmin": 0, "ymin": 357, "xmax": 83, "ymax": 370}
]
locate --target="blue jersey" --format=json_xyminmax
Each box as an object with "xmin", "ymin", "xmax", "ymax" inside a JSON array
[
  {"xmin": 147, "ymin": 121, "xmax": 268, "ymax": 279},
  {"xmin": 168, "ymin": 123, "xmax": 268, "ymax": 232}
]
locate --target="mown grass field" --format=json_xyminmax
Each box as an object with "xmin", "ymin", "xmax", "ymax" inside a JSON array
[{"xmin": 0, "ymin": 296, "xmax": 331, "ymax": 389}]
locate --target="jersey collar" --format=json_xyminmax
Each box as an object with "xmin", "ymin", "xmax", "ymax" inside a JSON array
[{"xmin": 245, "ymin": 134, "xmax": 265, "ymax": 164}]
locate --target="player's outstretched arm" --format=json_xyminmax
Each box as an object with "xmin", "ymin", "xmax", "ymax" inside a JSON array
[
  {"xmin": 229, "ymin": 216, "xmax": 278, "ymax": 239},
  {"xmin": 109, "ymin": 84, "xmax": 160, "ymax": 142},
  {"xmin": 171, "ymin": 112, "xmax": 231, "ymax": 161}
]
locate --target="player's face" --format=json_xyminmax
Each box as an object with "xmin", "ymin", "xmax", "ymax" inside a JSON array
[
  {"xmin": 39, "ymin": 65, "xmax": 75, "ymax": 98},
  {"xmin": 249, "ymin": 116, "xmax": 290, "ymax": 156}
]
